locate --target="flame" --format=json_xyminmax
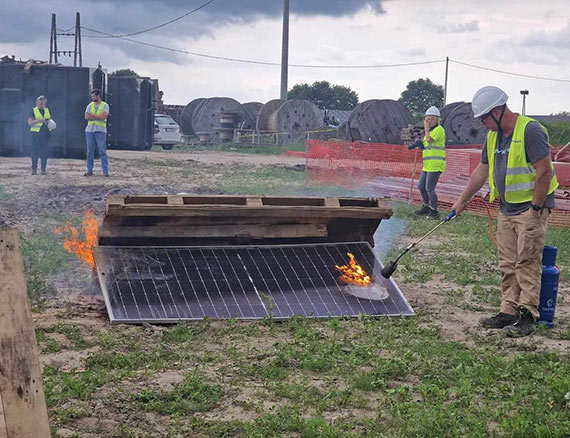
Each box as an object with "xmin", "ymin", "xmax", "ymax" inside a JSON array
[
  {"xmin": 55, "ymin": 210, "xmax": 99, "ymax": 269},
  {"xmin": 335, "ymin": 252, "xmax": 371, "ymax": 287}
]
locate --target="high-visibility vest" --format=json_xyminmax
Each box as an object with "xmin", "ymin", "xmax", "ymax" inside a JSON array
[
  {"xmin": 30, "ymin": 106, "xmax": 51, "ymax": 132},
  {"xmin": 487, "ymin": 115, "xmax": 559, "ymax": 203},
  {"xmin": 422, "ymin": 124, "xmax": 446, "ymax": 172},
  {"xmin": 87, "ymin": 101, "xmax": 108, "ymax": 128}
]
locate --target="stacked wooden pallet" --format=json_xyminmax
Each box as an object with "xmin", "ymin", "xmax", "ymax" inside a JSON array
[
  {"xmin": 100, "ymin": 195, "xmax": 393, "ymax": 246},
  {"xmin": 400, "ymin": 124, "xmax": 424, "ymax": 145}
]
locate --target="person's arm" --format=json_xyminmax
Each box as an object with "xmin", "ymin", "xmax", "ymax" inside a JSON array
[
  {"xmin": 424, "ymin": 120, "xmax": 434, "ymax": 143},
  {"xmin": 28, "ymin": 117, "xmax": 41, "ymax": 126},
  {"xmin": 451, "ymin": 162, "xmax": 489, "ymax": 214},
  {"xmin": 532, "ymin": 155, "xmax": 553, "ymax": 207},
  {"xmin": 524, "ymin": 123, "xmax": 553, "ymax": 208},
  {"xmin": 93, "ymin": 111, "xmax": 109, "ymax": 121}
]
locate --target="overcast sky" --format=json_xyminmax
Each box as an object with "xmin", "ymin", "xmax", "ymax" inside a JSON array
[{"xmin": 3, "ymin": 0, "xmax": 570, "ymax": 114}]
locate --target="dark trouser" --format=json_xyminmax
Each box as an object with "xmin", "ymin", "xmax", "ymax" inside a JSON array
[
  {"xmin": 417, "ymin": 171, "xmax": 441, "ymax": 210},
  {"xmin": 31, "ymin": 132, "xmax": 50, "ymax": 171}
]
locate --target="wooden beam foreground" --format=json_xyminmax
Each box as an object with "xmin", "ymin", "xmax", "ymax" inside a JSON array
[{"xmin": 0, "ymin": 228, "xmax": 51, "ymax": 438}]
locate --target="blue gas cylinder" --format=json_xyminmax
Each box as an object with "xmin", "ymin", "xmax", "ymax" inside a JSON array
[{"xmin": 538, "ymin": 246, "xmax": 560, "ymax": 328}]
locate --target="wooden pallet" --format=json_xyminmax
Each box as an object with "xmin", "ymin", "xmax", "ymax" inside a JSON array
[{"xmin": 100, "ymin": 195, "xmax": 393, "ymax": 246}]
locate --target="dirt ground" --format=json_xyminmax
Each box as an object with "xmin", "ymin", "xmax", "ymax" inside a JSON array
[{"xmin": 0, "ymin": 149, "xmax": 305, "ymax": 230}]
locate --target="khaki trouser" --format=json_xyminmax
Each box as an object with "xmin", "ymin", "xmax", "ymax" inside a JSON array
[{"xmin": 496, "ymin": 208, "xmax": 550, "ymax": 319}]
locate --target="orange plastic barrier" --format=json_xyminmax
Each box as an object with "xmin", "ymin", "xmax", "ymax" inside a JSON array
[{"xmin": 305, "ymin": 140, "xmax": 570, "ymax": 228}]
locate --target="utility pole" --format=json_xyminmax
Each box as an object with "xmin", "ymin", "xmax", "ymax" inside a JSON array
[
  {"xmin": 49, "ymin": 12, "xmax": 82, "ymax": 66},
  {"xmin": 443, "ymin": 56, "xmax": 449, "ymax": 107},
  {"xmin": 280, "ymin": 0, "xmax": 290, "ymax": 100},
  {"xmin": 49, "ymin": 13, "xmax": 58, "ymax": 64},
  {"xmin": 74, "ymin": 12, "xmax": 82, "ymax": 67}
]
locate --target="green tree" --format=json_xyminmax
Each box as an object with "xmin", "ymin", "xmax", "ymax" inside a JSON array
[
  {"xmin": 110, "ymin": 68, "xmax": 139, "ymax": 77},
  {"xmin": 287, "ymin": 81, "xmax": 358, "ymax": 110},
  {"xmin": 398, "ymin": 78, "xmax": 444, "ymax": 114}
]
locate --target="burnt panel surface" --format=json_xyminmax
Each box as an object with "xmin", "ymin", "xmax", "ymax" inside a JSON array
[{"xmin": 94, "ymin": 243, "xmax": 414, "ymax": 323}]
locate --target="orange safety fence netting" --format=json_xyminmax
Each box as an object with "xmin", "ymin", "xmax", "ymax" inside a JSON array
[{"xmin": 305, "ymin": 139, "xmax": 570, "ymax": 228}]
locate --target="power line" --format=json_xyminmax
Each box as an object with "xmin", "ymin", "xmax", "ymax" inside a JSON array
[
  {"xmin": 80, "ymin": 26, "xmax": 445, "ymax": 69},
  {"xmin": 83, "ymin": 0, "xmax": 215, "ymax": 39},
  {"xmin": 78, "ymin": 24, "xmax": 570, "ymax": 81},
  {"xmin": 450, "ymin": 59, "xmax": 570, "ymax": 83}
]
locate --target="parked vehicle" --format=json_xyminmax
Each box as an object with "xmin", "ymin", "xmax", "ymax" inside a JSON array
[{"xmin": 154, "ymin": 114, "xmax": 181, "ymax": 150}]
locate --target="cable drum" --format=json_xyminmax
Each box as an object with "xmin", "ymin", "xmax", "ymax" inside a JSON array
[
  {"xmin": 343, "ymin": 99, "xmax": 414, "ymax": 144},
  {"xmin": 191, "ymin": 97, "xmax": 245, "ymax": 144},
  {"xmin": 241, "ymin": 102, "xmax": 263, "ymax": 130},
  {"xmin": 256, "ymin": 99, "xmax": 286, "ymax": 132},
  {"xmin": 440, "ymin": 101, "xmax": 465, "ymax": 121},
  {"xmin": 442, "ymin": 102, "xmax": 487, "ymax": 145},
  {"xmin": 179, "ymin": 98, "xmax": 206, "ymax": 135},
  {"xmin": 273, "ymin": 99, "xmax": 322, "ymax": 144}
]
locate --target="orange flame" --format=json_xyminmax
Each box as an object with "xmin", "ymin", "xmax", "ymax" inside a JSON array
[
  {"xmin": 335, "ymin": 252, "xmax": 371, "ymax": 287},
  {"xmin": 55, "ymin": 210, "xmax": 99, "ymax": 269}
]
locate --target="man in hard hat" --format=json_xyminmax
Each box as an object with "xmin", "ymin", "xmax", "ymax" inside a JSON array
[
  {"xmin": 451, "ymin": 86, "xmax": 558, "ymax": 337},
  {"xmin": 27, "ymin": 95, "xmax": 52, "ymax": 175},
  {"xmin": 84, "ymin": 89, "xmax": 109, "ymax": 177},
  {"xmin": 408, "ymin": 106, "xmax": 446, "ymax": 218}
]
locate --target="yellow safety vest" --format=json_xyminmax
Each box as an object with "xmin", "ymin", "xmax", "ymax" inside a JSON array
[
  {"xmin": 422, "ymin": 124, "xmax": 446, "ymax": 172},
  {"xmin": 87, "ymin": 101, "xmax": 108, "ymax": 127},
  {"xmin": 30, "ymin": 106, "xmax": 51, "ymax": 132},
  {"xmin": 487, "ymin": 115, "xmax": 559, "ymax": 203}
]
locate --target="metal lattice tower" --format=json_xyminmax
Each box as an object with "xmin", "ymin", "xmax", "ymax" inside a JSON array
[{"xmin": 49, "ymin": 12, "xmax": 82, "ymax": 66}]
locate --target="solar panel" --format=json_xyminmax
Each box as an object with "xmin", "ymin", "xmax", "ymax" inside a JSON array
[{"xmin": 93, "ymin": 242, "xmax": 414, "ymax": 323}]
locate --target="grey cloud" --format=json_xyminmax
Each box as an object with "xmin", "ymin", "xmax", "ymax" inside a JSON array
[
  {"xmin": 2, "ymin": 0, "xmax": 385, "ymax": 65},
  {"xmin": 437, "ymin": 20, "xmax": 479, "ymax": 34},
  {"xmin": 497, "ymin": 23, "xmax": 570, "ymax": 65},
  {"xmin": 521, "ymin": 25, "xmax": 570, "ymax": 49}
]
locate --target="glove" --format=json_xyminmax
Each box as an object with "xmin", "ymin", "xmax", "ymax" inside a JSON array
[{"xmin": 407, "ymin": 139, "xmax": 423, "ymax": 150}]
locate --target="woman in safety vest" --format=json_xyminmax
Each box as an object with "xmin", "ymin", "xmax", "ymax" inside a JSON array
[
  {"xmin": 27, "ymin": 95, "xmax": 54, "ymax": 175},
  {"xmin": 408, "ymin": 106, "xmax": 446, "ymax": 218}
]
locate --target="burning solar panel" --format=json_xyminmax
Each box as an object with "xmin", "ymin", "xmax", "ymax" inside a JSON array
[{"xmin": 93, "ymin": 242, "xmax": 413, "ymax": 323}]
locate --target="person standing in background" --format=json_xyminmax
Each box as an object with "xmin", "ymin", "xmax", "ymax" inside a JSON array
[
  {"xmin": 84, "ymin": 89, "xmax": 109, "ymax": 177},
  {"xmin": 27, "ymin": 95, "xmax": 52, "ymax": 175},
  {"xmin": 408, "ymin": 106, "xmax": 446, "ymax": 218}
]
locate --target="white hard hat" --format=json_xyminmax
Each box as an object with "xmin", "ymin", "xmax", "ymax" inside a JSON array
[
  {"xmin": 471, "ymin": 86, "xmax": 508, "ymax": 118},
  {"xmin": 425, "ymin": 106, "xmax": 440, "ymax": 117},
  {"xmin": 47, "ymin": 119, "xmax": 56, "ymax": 131}
]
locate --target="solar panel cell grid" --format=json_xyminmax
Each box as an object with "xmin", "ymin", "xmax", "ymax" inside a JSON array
[{"xmin": 94, "ymin": 242, "xmax": 414, "ymax": 323}]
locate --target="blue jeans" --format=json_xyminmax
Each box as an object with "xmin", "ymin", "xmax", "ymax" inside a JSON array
[
  {"xmin": 417, "ymin": 171, "xmax": 441, "ymax": 210},
  {"xmin": 85, "ymin": 131, "xmax": 109, "ymax": 174}
]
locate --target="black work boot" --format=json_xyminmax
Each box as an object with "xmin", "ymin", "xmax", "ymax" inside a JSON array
[
  {"xmin": 414, "ymin": 205, "xmax": 431, "ymax": 215},
  {"xmin": 503, "ymin": 307, "xmax": 536, "ymax": 338},
  {"xmin": 479, "ymin": 312, "xmax": 517, "ymax": 329},
  {"xmin": 427, "ymin": 208, "xmax": 440, "ymax": 219}
]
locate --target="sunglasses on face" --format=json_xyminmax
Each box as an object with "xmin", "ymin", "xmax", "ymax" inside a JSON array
[{"xmin": 480, "ymin": 112, "xmax": 491, "ymax": 122}]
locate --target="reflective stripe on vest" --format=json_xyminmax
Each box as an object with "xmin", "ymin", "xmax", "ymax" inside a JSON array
[
  {"xmin": 422, "ymin": 124, "xmax": 446, "ymax": 172},
  {"xmin": 487, "ymin": 115, "xmax": 559, "ymax": 203},
  {"xmin": 88, "ymin": 101, "xmax": 107, "ymax": 128},
  {"xmin": 31, "ymin": 107, "xmax": 51, "ymax": 132}
]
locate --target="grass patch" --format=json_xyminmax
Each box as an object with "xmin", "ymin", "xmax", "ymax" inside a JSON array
[
  {"xmin": 211, "ymin": 165, "xmax": 307, "ymax": 195},
  {"xmin": 41, "ymin": 315, "xmax": 570, "ymax": 436},
  {"xmin": 132, "ymin": 372, "xmax": 223, "ymax": 416},
  {"xmin": 20, "ymin": 229, "xmax": 70, "ymax": 302},
  {"xmin": 154, "ymin": 142, "xmax": 306, "ymax": 156},
  {"xmin": 36, "ymin": 324, "xmax": 91, "ymax": 351}
]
